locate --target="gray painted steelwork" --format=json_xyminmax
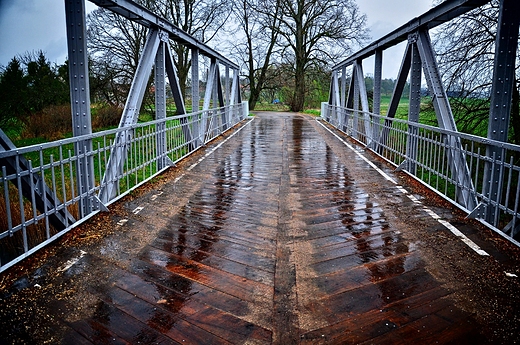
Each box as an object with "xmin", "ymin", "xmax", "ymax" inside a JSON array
[
  {"xmin": 326, "ymin": 0, "xmax": 519, "ymax": 240},
  {"xmin": 483, "ymin": 0, "xmax": 520, "ymax": 228},
  {"xmin": 90, "ymin": 0, "xmax": 238, "ymax": 70},
  {"xmin": 334, "ymin": 0, "xmax": 491, "ymax": 70},
  {"xmin": 0, "ymin": 0, "xmax": 244, "ymax": 272},
  {"xmin": 65, "ymin": 0, "xmax": 96, "ymax": 216}
]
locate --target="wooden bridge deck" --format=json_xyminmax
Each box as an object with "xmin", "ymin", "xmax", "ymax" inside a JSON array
[{"xmin": 1, "ymin": 112, "xmax": 520, "ymax": 344}]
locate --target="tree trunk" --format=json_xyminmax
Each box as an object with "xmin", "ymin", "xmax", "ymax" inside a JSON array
[{"xmin": 249, "ymin": 87, "xmax": 260, "ymax": 110}]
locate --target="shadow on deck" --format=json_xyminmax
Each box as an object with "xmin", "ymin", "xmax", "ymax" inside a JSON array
[{"xmin": 1, "ymin": 112, "xmax": 520, "ymax": 344}]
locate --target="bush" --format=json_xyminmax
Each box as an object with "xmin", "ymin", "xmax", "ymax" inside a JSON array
[
  {"xmin": 92, "ymin": 104, "xmax": 122, "ymax": 129},
  {"xmin": 21, "ymin": 104, "xmax": 72, "ymax": 140}
]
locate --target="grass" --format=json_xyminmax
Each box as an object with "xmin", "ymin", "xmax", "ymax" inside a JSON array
[{"xmin": 252, "ymin": 103, "xmax": 291, "ymax": 112}]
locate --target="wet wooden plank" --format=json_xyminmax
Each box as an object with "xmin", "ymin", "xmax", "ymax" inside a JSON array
[
  {"xmin": 139, "ymin": 246, "xmax": 273, "ymax": 303},
  {"xmin": 130, "ymin": 258, "xmax": 257, "ymax": 318},
  {"xmin": 2, "ymin": 113, "xmax": 504, "ymax": 344},
  {"xmin": 149, "ymin": 238, "xmax": 275, "ymax": 285}
]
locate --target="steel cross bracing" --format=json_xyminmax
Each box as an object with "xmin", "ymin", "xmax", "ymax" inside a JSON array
[
  {"xmin": 0, "ymin": 0, "xmax": 244, "ymax": 272},
  {"xmin": 89, "ymin": 0, "xmax": 242, "ymax": 203},
  {"xmin": 324, "ymin": 0, "xmax": 520, "ymax": 241}
]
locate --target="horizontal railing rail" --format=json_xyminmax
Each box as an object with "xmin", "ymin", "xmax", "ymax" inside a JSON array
[
  {"xmin": 0, "ymin": 103, "xmax": 246, "ymax": 272},
  {"xmin": 322, "ymin": 104, "xmax": 520, "ymax": 243}
]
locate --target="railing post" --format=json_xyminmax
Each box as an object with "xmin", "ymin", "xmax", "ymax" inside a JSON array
[
  {"xmin": 372, "ymin": 50, "xmax": 383, "ymax": 147},
  {"xmin": 191, "ymin": 48, "xmax": 201, "ymax": 147},
  {"xmin": 406, "ymin": 40, "xmax": 422, "ymax": 175},
  {"xmin": 65, "ymin": 0, "xmax": 95, "ymax": 216},
  {"xmin": 483, "ymin": 0, "xmax": 520, "ymax": 225},
  {"xmin": 155, "ymin": 38, "xmax": 167, "ymax": 171}
]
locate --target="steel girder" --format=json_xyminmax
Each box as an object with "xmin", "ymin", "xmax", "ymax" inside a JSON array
[
  {"xmin": 202, "ymin": 59, "xmax": 218, "ymax": 144},
  {"xmin": 66, "ymin": 0, "xmax": 97, "ymax": 216},
  {"xmin": 482, "ymin": 0, "xmax": 520, "ymax": 228},
  {"xmin": 99, "ymin": 29, "xmax": 162, "ymax": 203},
  {"xmin": 333, "ymin": 26, "xmax": 478, "ymax": 211},
  {"xmin": 99, "ymin": 28, "xmax": 191, "ymax": 203},
  {"xmin": 191, "ymin": 49, "xmax": 201, "ymax": 148},
  {"xmin": 334, "ymin": 0, "xmax": 491, "ymax": 71},
  {"xmin": 89, "ymin": 0, "xmax": 238, "ymax": 70},
  {"xmin": 155, "ymin": 37, "xmax": 168, "ymax": 171},
  {"xmin": 415, "ymin": 30, "xmax": 478, "ymax": 211},
  {"xmin": 404, "ymin": 41, "xmax": 422, "ymax": 175}
]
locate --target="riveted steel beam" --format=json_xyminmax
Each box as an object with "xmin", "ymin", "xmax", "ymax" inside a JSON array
[
  {"xmin": 416, "ymin": 30, "xmax": 477, "ymax": 210},
  {"xmin": 405, "ymin": 41, "xmax": 422, "ymax": 174},
  {"xmin": 66, "ymin": 0, "xmax": 96, "ymax": 215},
  {"xmin": 333, "ymin": 0, "xmax": 490, "ymax": 70},
  {"xmin": 483, "ymin": 0, "xmax": 520, "ymax": 224},
  {"xmin": 89, "ymin": 0, "xmax": 238, "ymax": 70},
  {"xmin": 155, "ymin": 39, "xmax": 168, "ymax": 171}
]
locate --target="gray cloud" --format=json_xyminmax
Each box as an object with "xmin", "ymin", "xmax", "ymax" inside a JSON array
[{"xmin": 0, "ymin": 0, "xmax": 97, "ymax": 68}]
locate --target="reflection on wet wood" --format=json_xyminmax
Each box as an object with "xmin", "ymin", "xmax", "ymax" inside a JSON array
[{"xmin": 8, "ymin": 113, "xmax": 501, "ymax": 344}]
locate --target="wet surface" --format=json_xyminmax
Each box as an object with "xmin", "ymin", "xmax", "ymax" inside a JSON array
[{"xmin": 1, "ymin": 112, "xmax": 520, "ymax": 344}]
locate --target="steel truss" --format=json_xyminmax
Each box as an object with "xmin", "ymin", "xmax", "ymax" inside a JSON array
[
  {"xmin": 81, "ymin": 0, "xmax": 242, "ymax": 203},
  {"xmin": 326, "ymin": 0, "xmax": 520, "ymax": 238}
]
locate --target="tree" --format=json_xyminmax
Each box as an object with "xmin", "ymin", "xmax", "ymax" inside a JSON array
[
  {"xmin": 87, "ymin": 7, "xmax": 149, "ymax": 108},
  {"xmin": 25, "ymin": 51, "xmax": 69, "ymax": 112},
  {"xmin": 0, "ymin": 57, "xmax": 28, "ymax": 128},
  {"xmin": 434, "ymin": 0, "xmax": 520, "ymax": 143},
  {"xmin": 229, "ymin": 0, "xmax": 283, "ymax": 110},
  {"xmin": 275, "ymin": 0, "xmax": 368, "ymax": 112},
  {"xmin": 87, "ymin": 0, "xmax": 230, "ymax": 109},
  {"xmin": 152, "ymin": 0, "xmax": 231, "ymax": 99}
]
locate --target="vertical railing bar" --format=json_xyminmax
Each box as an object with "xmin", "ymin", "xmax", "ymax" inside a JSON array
[
  {"xmin": 50, "ymin": 155, "xmax": 58, "ymax": 218},
  {"xmin": 490, "ymin": 151, "xmax": 500, "ymax": 227},
  {"xmin": 3, "ymin": 166, "xmax": 13, "ymax": 237},
  {"xmin": 59, "ymin": 146, "xmax": 68, "ymax": 226},
  {"xmin": 97, "ymin": 142, "xmax": 102, "ymax": 189},
  {"xmin": 28, "ymin": 160, "xmax": 38, "ymax": 225},
  {"xmin": 39, "ymin": 149, "xmax": 50, "ymax": 238},
  {"xmin": 15, "ymin": 156, "xmax": 28, "ymax": 253},
  {"xmin": 504, "ymin": 155, "xmax": 513, "ymax": 213},
  {"xmin": 68, "ymin": 149, "xmax": 75, "ymax": 208},
  {"xmin": 435, "ymin": 136, "xmax": 441, "ymax": 190},
  {"xmin": 512, "ymin": 172, "xmax": 520, "ymax": 233},
  {"xmin": 103, "ymin": 136, "xmax": 108, "ymax": 188}
]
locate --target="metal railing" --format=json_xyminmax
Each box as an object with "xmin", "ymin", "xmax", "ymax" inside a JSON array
[
  {"xmin": 0, "ymin": 103, "xmax": 246, "ymax": 272},
  {"xmin": 322, "ymin": 104, "xmax": 520, "ymax": 242}
]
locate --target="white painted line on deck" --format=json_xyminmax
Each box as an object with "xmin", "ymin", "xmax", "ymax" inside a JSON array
[
  {"xmin": 318, "ymin": 119, "xmax": 489, "ymax": 257},
  {"xmin": 58, "ymin": 250, "xmax": 87, "ymax": 273},
  {"xmin": 132, "ymin": 206, "xmax": 144, "ymax": 214},
  {"xmin": 117, "ymin": 219, "xmax": 128, "ymax": 226},
  {"xmin": 179, "ymin": 118, "xmax": 255, "ymax": 180},
  {"xmin": 150, "ymin": 191, "xmax": 163, "ymax": 201},
  {"xmin": 316, "ymin": 120, "xmax": 398, "ymax": 185}
]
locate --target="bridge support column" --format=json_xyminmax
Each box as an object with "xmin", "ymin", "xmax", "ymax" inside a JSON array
[
  {"xmin": 65, "ymin": 0, "xmax": 97, "ymax": 216},
  {"xmin": 405, "ymin": 37, "xmax": 422, "ymax": 175},
  {"xmin": 191, "ymin": 48, "xmax": 201, "ymax": 147},
  {"xmin": 155, "ymin": 36, "xmax": 168, "ymax": 171},
  {"xmin": 483, "ymin": 0, "xmax": 520, "ymax": 228}
]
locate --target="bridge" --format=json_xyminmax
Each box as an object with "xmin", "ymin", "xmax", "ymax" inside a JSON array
[{"xmin": 1, "ymin": 0, "xmax": 520, "ymax": 343}]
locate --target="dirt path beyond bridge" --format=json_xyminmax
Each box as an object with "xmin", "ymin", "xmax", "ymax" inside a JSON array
[{"xmin": 1, "ymin": 112, "xmax": 520, "ymax": 344}]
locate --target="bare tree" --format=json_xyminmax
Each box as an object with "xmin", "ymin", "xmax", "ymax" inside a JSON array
[
  {"xmin": 151, "ymin": 0, "xmax": 232, "ymax": 99},
  {"xmin": 275, "ymin": 0, "xmax": 368, "ymax": 112},
  {"xmin": 87, "ymin": 0, "xmax": 230, "ymax": 108},
  {"xmin": 229, "ymin": 0, "xmax": 283, "ymax": 110},
  {"xmin": 87, "ymin": 7, "xmax": 149, "ymax": 107}
]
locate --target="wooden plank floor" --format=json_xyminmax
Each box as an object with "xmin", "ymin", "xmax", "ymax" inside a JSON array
[{"xmin": 1, "ymin": 112, "xmax": 520, "ymax": 344}]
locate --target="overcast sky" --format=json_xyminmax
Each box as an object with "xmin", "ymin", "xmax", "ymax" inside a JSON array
[{"xmin": 0, "ymin": 0, "xmax": 433, "ymax": 78}]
